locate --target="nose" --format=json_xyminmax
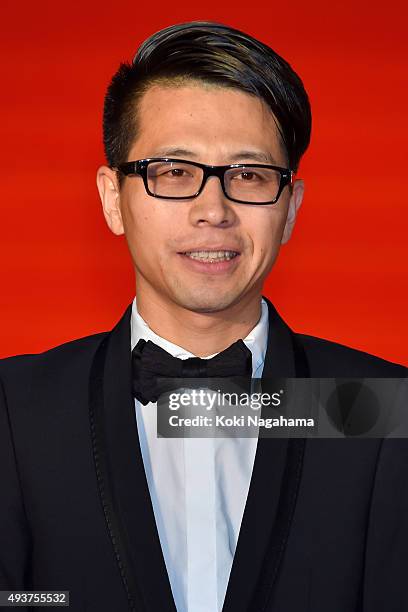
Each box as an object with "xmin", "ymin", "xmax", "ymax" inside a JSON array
[{"xmin": 188, "ymin": 175, "xmax": 237, "ymax": 227}]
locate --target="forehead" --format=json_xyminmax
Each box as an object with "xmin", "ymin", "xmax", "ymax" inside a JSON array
[{"xmin": 131, "ymin": 83, "xmax": 286, "ymax": 164}]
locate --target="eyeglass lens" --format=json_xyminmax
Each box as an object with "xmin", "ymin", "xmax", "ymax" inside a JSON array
[{"xmin": 146, "ymin": 160, "xmax": 282, "ymax": 203}]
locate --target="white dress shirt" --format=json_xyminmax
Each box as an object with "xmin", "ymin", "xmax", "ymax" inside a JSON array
[{"xmin": 131, "ymin": 298, "xmax": 269, "ymax": 612}]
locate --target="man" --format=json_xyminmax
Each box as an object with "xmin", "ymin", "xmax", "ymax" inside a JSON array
[{"xmin": 0, "ymin": 21, "xmax": 406, "ymax": 612}]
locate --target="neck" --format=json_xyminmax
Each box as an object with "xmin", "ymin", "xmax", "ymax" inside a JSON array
[{"xmin": 135, "ymin": 288, "xmax": 263, "ymax": 358}]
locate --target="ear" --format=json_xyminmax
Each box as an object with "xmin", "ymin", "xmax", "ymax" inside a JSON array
[
  {"xmin": 281, "ymin": 179, "xmax": 304, "ymax": 244},
  {"xmin": 96, "ymin": 166, "xmax": 124, "ymax": 236}
]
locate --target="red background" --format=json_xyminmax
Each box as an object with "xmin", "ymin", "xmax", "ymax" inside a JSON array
[{"xmin": 1, "ymin": 0, "xmax": 407, "ymax": 364}]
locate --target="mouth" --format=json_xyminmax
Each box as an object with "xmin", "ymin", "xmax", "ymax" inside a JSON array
[
  {"xmin": 177, "ymin": 249, "xmax": 241, "ymax": 274},
  {"xmin": 179, "ymin": 249, "xmax": 240, "ymax": 263}
]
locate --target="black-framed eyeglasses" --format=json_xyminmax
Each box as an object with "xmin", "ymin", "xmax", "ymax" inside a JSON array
[{"xmin": 114, "ymin": 158, "xmax": 294, "ymax": 205}]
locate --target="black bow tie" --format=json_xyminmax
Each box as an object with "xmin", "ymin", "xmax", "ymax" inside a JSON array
[{"xmin": 132, "ymin": 338, "xmax": 252, "ymax": 405}]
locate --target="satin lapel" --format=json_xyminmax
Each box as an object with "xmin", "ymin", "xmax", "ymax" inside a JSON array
[
  {"xmin": 222, "ymin": 296, "xmax": 307, "ymax": 612},
  {"xmin": 89, "ymin": 304, "xmax": 177, "ymax": 612}
]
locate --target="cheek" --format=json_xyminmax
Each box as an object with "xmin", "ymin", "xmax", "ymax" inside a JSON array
[
  {"xmin": 122, "ymin": 193, "xmax": 153, "ymax": 237},
  {"xmin": 123, "ymin": 199, "xmax": 177, "ymax": 260},
  {"xmin": 247, "ymin": 214, "xmax": 285, "ymax": 262}
]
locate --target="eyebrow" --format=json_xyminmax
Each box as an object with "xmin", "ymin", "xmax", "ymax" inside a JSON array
[{"xmin": 150, "ymin": 147, "xmax": 279, "ymax": 165}]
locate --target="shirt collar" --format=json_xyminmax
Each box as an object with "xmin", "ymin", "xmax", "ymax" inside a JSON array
[{"xmin": 130, "ymin": 297, "xmax": 269, "ymax": 378}]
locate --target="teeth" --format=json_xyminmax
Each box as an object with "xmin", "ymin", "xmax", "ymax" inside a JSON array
[{"xmin": 184, "ymin": 250, "xmax": 238, "ymax": 262}]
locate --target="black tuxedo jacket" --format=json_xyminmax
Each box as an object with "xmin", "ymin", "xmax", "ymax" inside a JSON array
[{"xmin": 0, "ymin": 297, "xmax": 407, "ymax": 612}]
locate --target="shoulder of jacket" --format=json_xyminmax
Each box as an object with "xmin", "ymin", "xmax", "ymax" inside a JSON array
[
  {"xmin": 0, "ymin": 331, "xmax": 109, "ymax": 384},
  {"xmin": 294, "ymin": 332, "xmax": 407, "ymax": 377}
]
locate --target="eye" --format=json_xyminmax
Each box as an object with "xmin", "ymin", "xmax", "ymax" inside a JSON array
[
  {"xmin": 232, "ymin": 170, "xmax": 263, "ymax": 181},
  {"xmin": 240, "ymin": 171, "xmax": 256, "ymax": 180},
  {"xmin": 168, "ymin": 168, "xmax": 187, "ymax": 177},
  {"xmin": 156, "ymin": 165, "xmax": 195, "ymax": 179}
]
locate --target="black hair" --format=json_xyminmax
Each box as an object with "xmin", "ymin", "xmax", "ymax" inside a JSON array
[{"xmin": 103, "ymin": 21, "xmax": 311, "ymax": 179}]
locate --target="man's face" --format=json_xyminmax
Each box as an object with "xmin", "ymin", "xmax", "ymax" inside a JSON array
[{"xmin": 98, "ymin": 83, "xmax": 303, "ymax": 314}]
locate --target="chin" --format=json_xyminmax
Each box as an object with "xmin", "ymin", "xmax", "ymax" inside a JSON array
[{"xmin": 171, "ymin": 289, "xmax": 240, "ymax": 314}]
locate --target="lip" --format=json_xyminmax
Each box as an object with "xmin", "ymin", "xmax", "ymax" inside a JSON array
[
  {"xmin": 177, "ymin": 251, "xmax": 241, "ymax": 275},
  {"xmin": 177, "ymin": 246, "xmax": 241, "ymax": 254}
]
